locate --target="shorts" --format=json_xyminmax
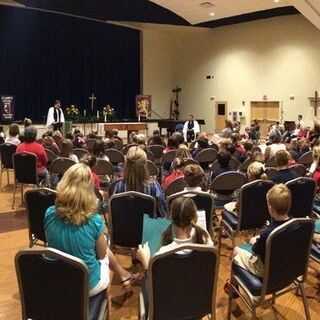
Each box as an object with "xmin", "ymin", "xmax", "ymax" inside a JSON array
[
  {"xmin": 89, "ymin": 257, "xmax": 110, "ymax": 297},
  {"xmin": 233, "ymin": 247, "xmax": 264, "ymax": 278}
]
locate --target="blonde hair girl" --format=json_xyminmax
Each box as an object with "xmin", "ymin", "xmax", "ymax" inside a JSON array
[
  {"xmin": 55, "ymin": 163, "xmax": 97, "ymax": 225},
  {"xmin": 176, "ymin": 144, "xmax": 191, "ymax": 159},
  {"xmin": 247, "ymin": 161, "xmax": 268, "ymax": 181}
]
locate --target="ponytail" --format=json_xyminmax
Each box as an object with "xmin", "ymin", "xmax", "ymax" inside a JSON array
[{"xmin": 191, "ymin": 220, "xmax": 209, "ymax": 245}]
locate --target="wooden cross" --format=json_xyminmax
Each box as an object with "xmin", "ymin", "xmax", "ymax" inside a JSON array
[
  {"xmin": 89, "ymin": 93, "xmax": 97, "ymax": 112},
  {"xmin": 172, "ymin": 86, "xmax": 182, "ymax": 104},
  {"xmin": 308, "ymin": 91, "xmax": 320, "ymax": 117}
]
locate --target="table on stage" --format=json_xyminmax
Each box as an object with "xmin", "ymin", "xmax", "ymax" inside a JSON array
[{"xmin": 104, "ymin": 122, "xmax": 148, "ymax": 140}]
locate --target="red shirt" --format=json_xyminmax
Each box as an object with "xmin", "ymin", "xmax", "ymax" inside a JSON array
[
  {"xmin": 16, "ymin": 141, "xmax": 48, "ymax": 172},
  {"xmin": 91, "ymin": 172, "xmax": 101, "ymax": 190},
  {"xmin": 163, "ymin": 170, "xmax": 184, "ymax": 190},
  {"xmin": 313, "ymin": 171, "xmax": 320, "ymax": 192}
]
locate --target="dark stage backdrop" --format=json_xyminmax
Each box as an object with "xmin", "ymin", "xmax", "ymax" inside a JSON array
[{"xmin": 0, "ymin": 6, "xmax": 140, "ymax": 122}]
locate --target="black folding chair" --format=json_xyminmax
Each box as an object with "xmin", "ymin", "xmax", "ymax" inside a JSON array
[
  {"xmin": 220, "ymin": 180, "xmax": 274, "ymax": 251},
  {"xmin": 309, "ymin": 241, "xmax": 320, "ymax": 273},
  {"xmin": 148, "ymin": 145, "xmax": 165, "ymax": 162},
  {"xmin": 105, "ymin": 149, "xmax": 125, "ymax": 166},
  {"xmin": 164, "ymin": 176, "xmax": 186, "ymax": 197},
  {"xmin": 12, "ymin": 152, "xmax": 40, "ymax": 209},
  {"xmin": 297, "ymin": 151, "xmax": 313, "ymax": 168},
  {"xmin": 291, "ymin": 164, "xmax": 307, "ymax": 177},
  {"xmin": 194, "ymin": 148, "xmax": 217, "ymax": 171},
  {"xmin": 86, "ymin": 138, "xmax": 97, "ymax": 152},
  {"xmin": 167, "ymin": 190, "xmax": 214, "ymax": 236},
  {"xmin": 0, "ymin": 142, "xmax": 17, "ymax": 188},
  {"xmin": 139, "ymin": 244, "xmax": 219, "ymax": 320},
  {"xmin": 93, "ymin": 159, "xmax": 114, "ymax": 187},
  {"xmin": 25, "ymin": 188, "xmax": 57, "ymax": 247},
  {"xmin": 265, "ymin": 167, "xmax": 278, "ymax": 180},
  {"xmin": 285, "ymin": 177, "xmax": 316, "ymax": 218},
  {"xmin": 239, "ymin": 157, "xmax": 254, "ymax": 173},
  {"xmin": 147, "ymin": 160, "xmax": 159, "ymax": 178},
  {"xmin": 15, "ymin": 247, "xmax": 108, "ymax": 320},
  {"xmin": 50, "ymin": 157, "xmax": 76, "ymax": 188},
  {"xmin": 109, "ymin": 191, "xmax": 156, "ymax": 250},
  {"xmin": 113, "ymin": 139, "xmax": 123, "ymax": 151},
  {"xmin": 227, "ymin": 218, "xmax": 314, "ymax": 320},
  {"xmin": 265, "ymin": 156, "xmax": 277, "ymax": 167},
  {"xmin": 161, "ymin": 149, "xmax": 177, "ymax": 175}
]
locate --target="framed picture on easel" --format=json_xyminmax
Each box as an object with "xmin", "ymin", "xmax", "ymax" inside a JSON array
[{"xmin": 136, "ymin": 95, "xmax": 151, "ymax": 120}]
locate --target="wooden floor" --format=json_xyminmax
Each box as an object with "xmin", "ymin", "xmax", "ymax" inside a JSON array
[{"xmin": 0, "ymin": 174, "xmax": 319, "ymax": 319}]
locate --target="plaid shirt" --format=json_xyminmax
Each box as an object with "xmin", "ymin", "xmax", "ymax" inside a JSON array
[{"xmin": 114, "ymin": 179, "xmax": 166, "ymax": 217}]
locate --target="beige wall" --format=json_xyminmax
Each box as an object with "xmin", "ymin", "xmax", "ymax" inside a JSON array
[{"xmin": 142, "ymin": 15, "xmax": 320, "ymax": 133}]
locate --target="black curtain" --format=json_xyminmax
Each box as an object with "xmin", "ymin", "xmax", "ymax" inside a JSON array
[{"xmin": 0, "ymin": 6, "xmax": 140, "ymax": 122}]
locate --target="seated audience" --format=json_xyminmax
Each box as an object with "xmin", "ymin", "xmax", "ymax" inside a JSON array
[
  {"xmin": 271, "ymin": 150, "xmax": 296, "ymax": 184},
  {"xmin": 16, "ymin": 126, "xmax": 48, "ymax": 178},
  {"xmin": 113, "ymin": 146, "xmax": 166, "ymax": 217},
  {"xmin": 52, "ymin": 130, "xmax": 63, "ymax": 150},
  {"xmin": 264, "ymin": 132, "xmax": 286, "ymax": 161},
  {"xmin": 73, "ymin": 131, "xmax": 87, "ymax": 149},
  {"xmin": 147, "ymin": 130, "xmax": 166, "ymax": 147},
  {"xmin": 44, "ymin": 164, "xmax": 137, "ymax": 298},
  {"xmin": 163, "ymin": 158, "xmax": 185, "ymax": 190},
  {"xmin": 210, "ymin": 150, "xmax": 232, "ymax": 181},
  {"xmin": 221, "ymin": 120, "xmax": 233, "ymax": 138},
  {"xmin": 310, "ymin": 145, "xmax": 320, "ymax": 174},
  {"xmin": 136, "ymin": 133, "xmax": 146, "ymax": 146},
  {"xmin": 191, "ymin": 136, "xmax": 209, "ymax": 157},
  {"xmin": 5, "ymin": 123, "xmax": 20, "ymax": 145},
  {"xmin": 59, "ymin": 139, "xmax": 79, "ymax": 163},
  {"xmin": 226, "ymin": 184, "xmax": 291, "ymax": 294},
  {"xmin": 239, "ymin": 140, "xmax": 253, "ymax": 163},
  {"xmin": 309, "ymin": 120, "xmax": 320, "ymax": 147},
  {"xmin": 42, "ymin": 131, "xmax": 60, "ymax": 154}
]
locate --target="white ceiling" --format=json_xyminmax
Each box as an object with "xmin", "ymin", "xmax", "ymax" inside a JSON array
[{"xmin": 150, "ymin": 0, "xmax": 291, "ymax": 25}]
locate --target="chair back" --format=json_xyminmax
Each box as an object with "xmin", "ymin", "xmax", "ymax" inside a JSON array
[
  {"xmin": 147, "ymin": 160, "xmax": 159, "ymax": 177},
  {"xmin": 211, "ymin": 172, "xmax": 246, "ymax": 193},
  {"xmin": 86, "ymin": 138, "xmax": 96, "ymax": 152},
  {"xmin": 73, "ymin": 148, "xmax": 89, "ymax": 161},
  {"xmin": 285, "ymin": 177, "xmax": 316, "ymax": 218},
  {"xmin": 164, "ymin": 177, "xmax": 187, "ymax": 197},
  {"xmin": 290, "ymin": 164, "xmax": 306, "ymax": 178},
  {"xmin": 146, "ymin": 149, "xmax": 155, "ymax": 162},
  {"xmin": 183, "ymin": 158, "xmax": 199, "ymax": 166},
  {"xmin": 13, "ymin": 152, "xmax": 38, "ymax": 185},
  {"xmin": 113, "ymin": 139, "xmax": 123, "ymax": 151},
  {"xmin": 15, "ymin": 248, "xmax": 89, "ymax": 320},
  {"xmin": 261, "ymin": 218, "xmax": 314, "ymax": 297},
  {"xmin": 238, "ymin": 180, "xmax": 274, "ymax": 231},
  {"xmin": 105, "ymin": 149, "xmax": 125, "ymax": 165},
  {"xmin": 167, "ymin": 190, "xmax": 214, "ymax": 235},
  {"xmin": 239, "ymin": 157, "xmax": 254, "ymax": 172},
  {"xmin": 25, "ymin": 188, "xmax": 57, "ymax": 246},
  {"xmin": 265, "ymin": 167, "xmax": 277, "ymax": 180},
  {"xmin": 50, "ymin": 157, "xmax": 75, "ymax": 176},
  {"xmin": 93, "ymin": 159, "xmax": 114, "ymax": 176},
  {"xmin": 297, "ymin": 151, "xmax": 313, "ymax": 167},
  {"xmin": 0, "ymin": 143, "xmax": 17, "ymax": 169},
  {"xmin": 148, "ymin": 245, "xmax": 219, "ymax": 320},
  {"xmin": 44, "ymin": 148, "xmax": 57, "ymax": 163},
  {"xmin": 122, "ymin": 144, "xmax": 138, "ymax": 155},
  {"xmin": 109, "ymin": 191, "xmax": 156, "ymax": 248},
  {"xmin": 161, "ymin": 150, "xmax": 177, "ymax": 166},
  {"xmin": 148, "ymin": 145, "xmax": 165, "ymax": 159},
  {"xmin": 108, "ymin": 178, "xmax": 122, "ymax": 196},
  {"xmin": 194, "ymin": 148, "xmax": 217, "ymax": 166},
  {"xmin": 230, "ymin": 157, "xmax": 240, "ymax": 170},
  {"xmin": 265, "ymin": 156, "xmax": 277, "ymax": 167}
]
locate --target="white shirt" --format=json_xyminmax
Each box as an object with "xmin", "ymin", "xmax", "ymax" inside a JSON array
[
  {"xmin": 183, "ymin": 120, "xmax": 200, "ymax": 141},
  {"xmin": 46, "ymin": 107, "xmax": 65, "ymax": 129}
]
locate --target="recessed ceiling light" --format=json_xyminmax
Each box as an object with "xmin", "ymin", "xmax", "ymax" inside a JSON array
[
  {"xmin": 210, "ymin": 12, "xmax": 215, "ymax": 16},
  {"xmin": 274, "ymin": 0, "xmax": 280, "ymax": 3}
]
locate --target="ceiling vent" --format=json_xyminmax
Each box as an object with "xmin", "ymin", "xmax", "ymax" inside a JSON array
[{"xmin": 199, "ymin": 2, "xmax": 215, "ymax": 9}]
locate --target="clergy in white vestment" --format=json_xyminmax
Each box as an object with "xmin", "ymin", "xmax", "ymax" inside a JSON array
[
  {"xmin": 183, "ymin": 115, "xmax": 200, "ymax": 142},
  {"xmin": 46, "ymin": 100, "xmax": 65, "ymax": 131}
]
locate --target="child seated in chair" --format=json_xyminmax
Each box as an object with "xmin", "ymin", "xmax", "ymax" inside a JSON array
[{"xmin": 226, "ymin": 184, "xmax": 291, "ymax": 293}]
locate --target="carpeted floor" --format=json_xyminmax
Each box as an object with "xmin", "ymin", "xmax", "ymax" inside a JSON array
[{"xmin": 0, "ymin": 210, "xmax": 27, "ymax": 233}]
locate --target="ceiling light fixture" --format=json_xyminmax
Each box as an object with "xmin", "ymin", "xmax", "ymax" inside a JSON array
[{"xmin": 210, "ymin": 12, "xmax": 215, "ymax": 16}]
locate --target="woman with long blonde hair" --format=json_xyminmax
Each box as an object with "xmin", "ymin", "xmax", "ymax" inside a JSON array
[
  {"xmin": 113, "ymin": 146, "xmax": 165, "ymax": 216},
  {"xmin": 45, "ymin": 164, "xmax": 137, "ymax": 297}
]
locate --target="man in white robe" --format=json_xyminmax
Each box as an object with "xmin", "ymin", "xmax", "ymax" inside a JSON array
[
  {"xmin": 183, "ymin": 115, "xmax": 200, "ymax": 142},
  {"xmin": 46, "ymin": 100, "xmax": 65, "ymax": 131}
]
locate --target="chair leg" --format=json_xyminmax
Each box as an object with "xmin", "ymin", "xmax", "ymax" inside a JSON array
[
  {"xmin": 271, "ymin": 293, "xmax": 276, "ymax": 305},
  {"xmin": 7, "ymin": 169, "xmax": 9, "ymax": 185},
  {"xmin": 300, "ymin": 284, "xmax": 311, "ymax": 320},
  {"xmin": 12, "ymin": 182, "xmax": 16, "ymax": 209},
  {"xmin": 227, "ymin": 290, "xmax": 233, "ymax": 320},
  {"xmin": 251, "ymin": 307, "xmax": 257, "ymax": 320},
  {"xmin": 21, "ymin": 184, "xmax": 24, "ymax": 204},
  {"xmin": 0, "ymin": 168, "xmax": 2, "ymax": 189}
]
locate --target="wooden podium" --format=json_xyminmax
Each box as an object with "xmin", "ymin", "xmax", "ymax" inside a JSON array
[{"xmin": 104, "ymin": 122, "xmax": 148, "ymax": 139}]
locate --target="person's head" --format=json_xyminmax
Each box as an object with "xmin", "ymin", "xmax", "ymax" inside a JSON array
[
  {"xmin": 298, "ymin": 138, "xmax": 309, "ymax": 151},
  {"xmin": 105, "ymin": 139, "xmax": 115, "ymax": 149},
  {"xmin": 80, "ymin": 154, "xmax": 97, "ymax": 169},
  {"xmin": 52, "ymin": 130, "xmax": 63, "ymax": 141},
  {"xmin": 231, "ymin": 133, "xmax": 241, "ymax": 143},
  {"xmin": 313, "ymin": 145, "xmax": 320, "ymax": 162},
  {"xmin": 266, "ymin": 184, "xmax": 291, "ymax": 218},
  {"xmin": 298, "ymin": 114, "xmax": 303, "ymax": 121},
  {"xmin": 124, "ymin": 146, "xmax": 149, "ymax": 191},
  {"xmin": 24, "ymin": 126, "xmax": 37, "ymax": 143},
  {"xmin": 54, "ymin": 100, "xmax": 61, "ymax": 108},
  {"xmin": 226, "ymin": 144, "xmax": 236, "ymax": 155},
  {"xmin": 243, "ymin": 140, "xmax": 253, "ymax": 152},
  {"xmin": 183, "ymin": 164, "xmax": 205, "ymax": 187},
  {"xmin": 176, "ymin": 144, "xmax": 191, "ymax": 159},
  {"xmin": 172, "ymin": 131, "xmax": 185, "ymax": 145},
  {"xmin": 65, "ymin": 132, "xmax": 73, "ymax": 140},
  {"xmin": 162, "ymin": 197, "xmax": 208, "ymax": 246},
  {"xmin": 217, "ymin": 150, "xmax": 231, "ymax": 167},
  {"xmin": 129, "ymin": 131, "xmax": 138, "ymax": 144},
  {"xmin": 59, "ymin": 139, "xmax": 73, "ymax": 158},
  {"xmin": 92, "ymin": 140, "xmax": 106, "ymax": 157},
  {"xmin": 189, "ymin": 114, "xmax": 193, "ymax": 121},
  {"xmin": 225, "ymin": 120, "xmax": 233, "ymax": 129},
  {"xmin": 43, "ymin": 136, "xmax": 54, "ymax": 147},
  {"xmin": 9, "ymin": 123, "xmax": 19, "ymax": 137},
  {"xmin": 269, "ymin": 131, "xmax": 281, "ymax": 144},
  {"xmin": 247, "ymin": 161, "xmax": 268, "ymax": 181},
  {"xmin": 23, "ymin": 118, "xmax": 32, "ymax": 128},
  {"xmin": 74, "ymin": 129, "xmax": 81, "ymax": 135},
  {"xmin": 112, "ymin": 128, "xmax": 119, "ymax": 136},
  {"xmin": 167, "ymin": 136, "xmax": 179, "ymax": 149},
  {"xmin": 153, "ymin": 129, "xmax": 160, "ymax": 136},
  {"xmin": 136, "ymin": 133, "xmax": 146, "ymax": 145},
  {"xmin": 197, "ymin": 137, "xmax": 209, "ymax": 149},
  {"xmin": 55, "ymin": 163, "xmax": 97, "ymax": 225},
  {"xmin": 149, "ymin": 134, "xmax": 164, "ymax": 146},
  {"xmin": 274, "ymin": 150, "xmax": 290, "ymax": 167},
  {"xmin": 245, "ymin": 127, "xmax": 251, "ymax": 133}
]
